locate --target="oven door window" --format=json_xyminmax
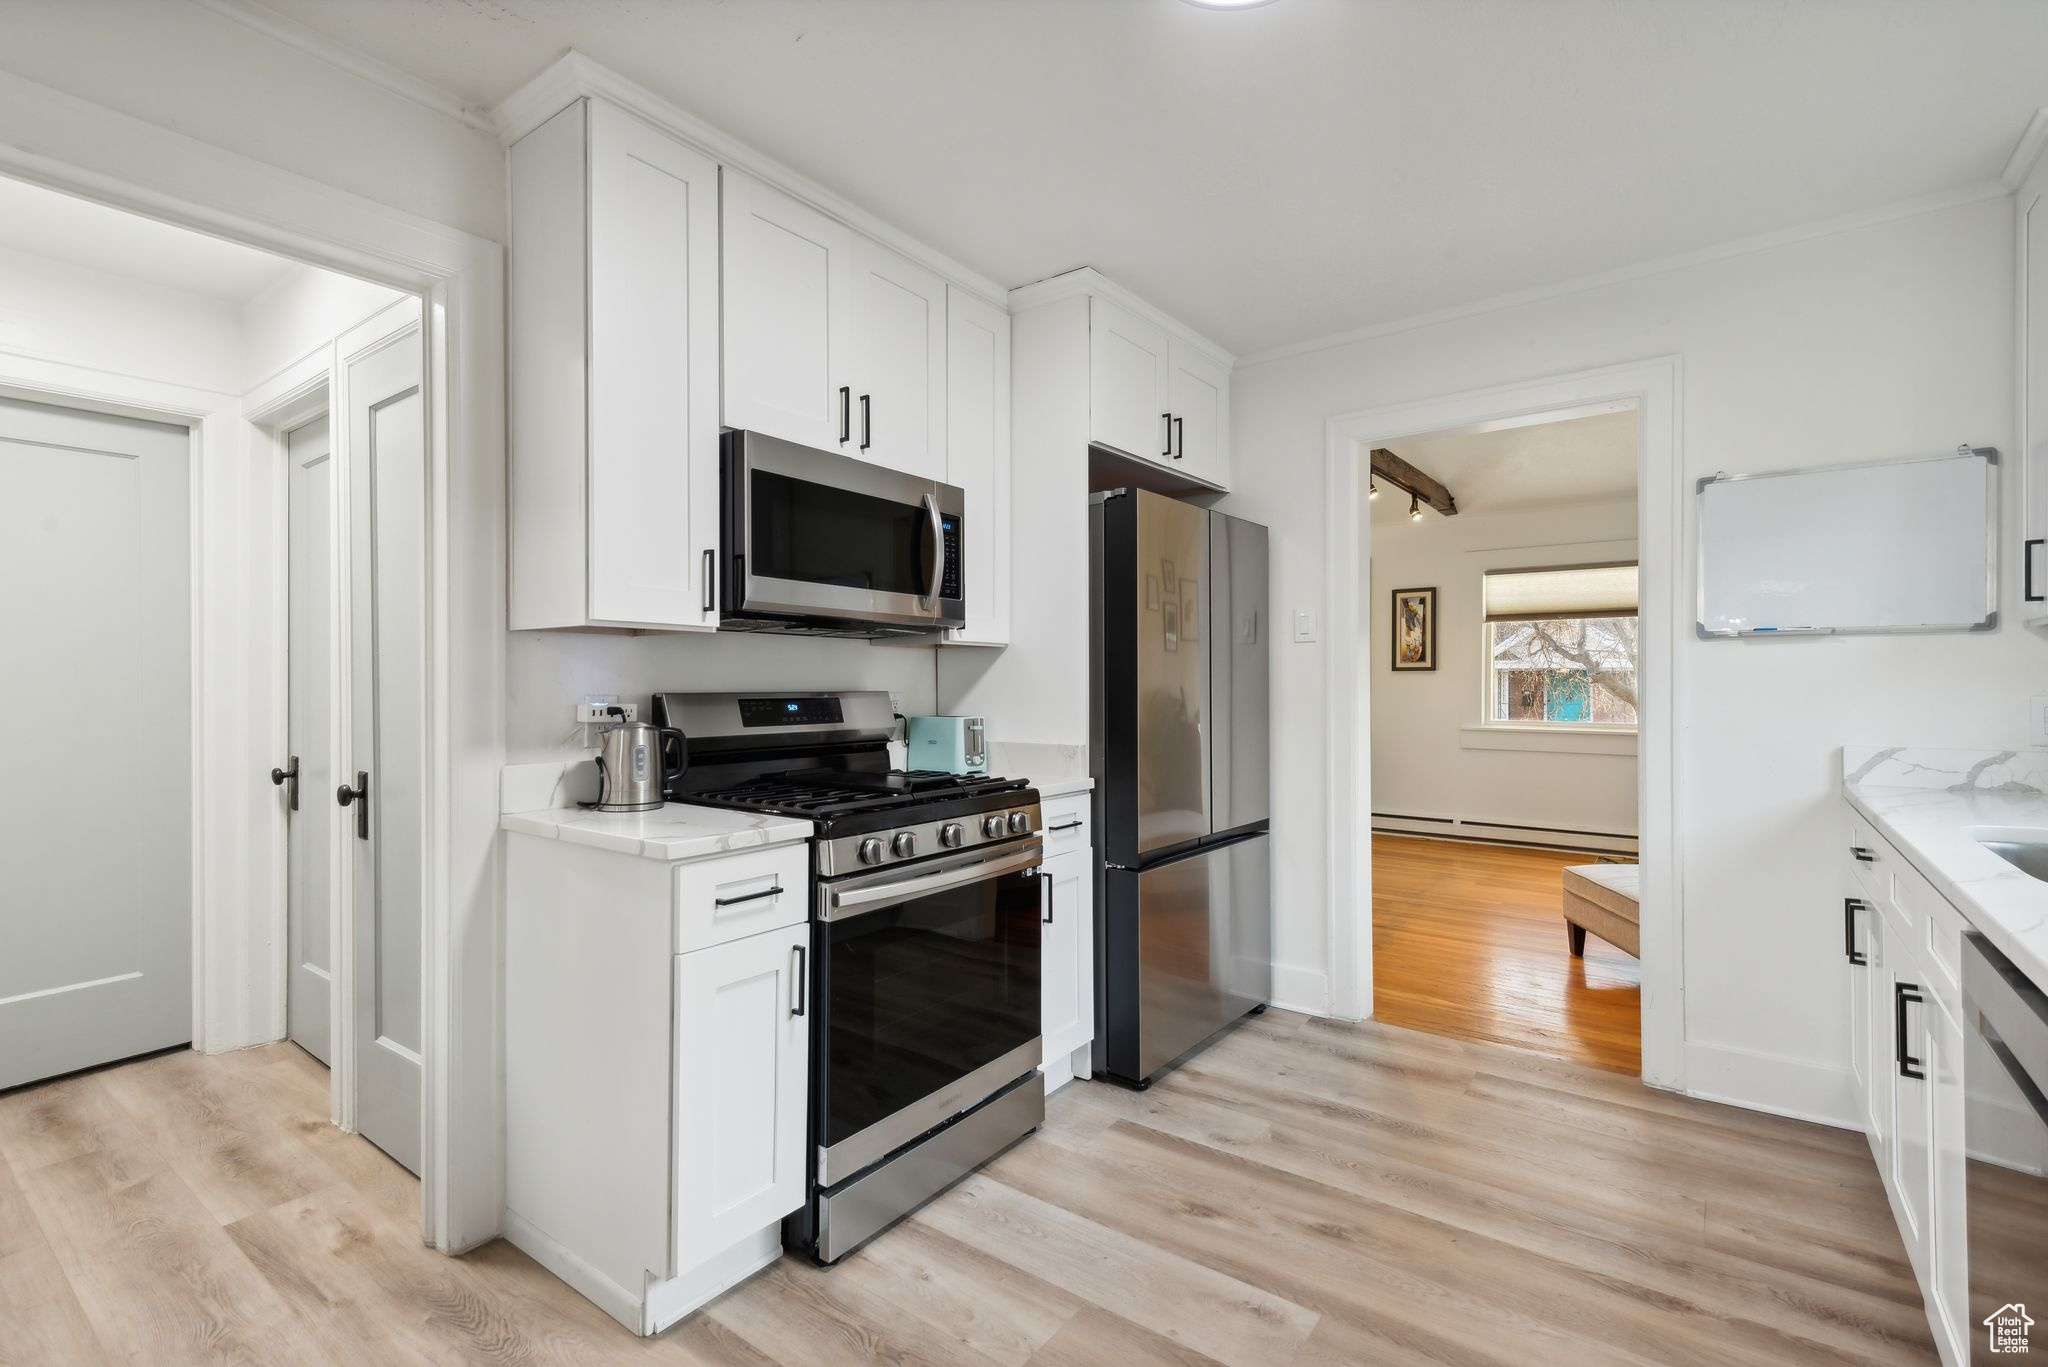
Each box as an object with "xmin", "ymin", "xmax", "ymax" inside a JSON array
[
  {"xmin": 820, "ymin": 865, "xmax": 1041, "ymax": 1159},
  {"xmin": 751, "ymin": 470, "xmax": 926, "ymax": 595}
]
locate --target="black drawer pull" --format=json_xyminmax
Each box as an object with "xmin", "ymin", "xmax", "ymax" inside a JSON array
[
  {"xmin": 1843, "ymin": 898, "xmax": 1867, "ymax": 966},
  {"xmin": 2028, "ymin": 537, "xmax": 2044, "ymax": 602},
  {"xmin": 1851, "ymin": 846, "xmax": 1875, "ymax": 863},
  {"xmin": 1040, "ymin": 870, "xmax": 1054, "ymax": 923},
  {"xmin": 1048, "ymin": 821, "xmax": 1084, "ymax": 833},
  {"xmin": 790, "ymin": 944, "xmax": 806, "ymax": 1017},
  {"xmin": 1895, "ymin": 981, "xmax": 1926, "ymax": 1080},
  {"xmin": 714, "ymin": 884, "xmax": 783, "ymax": 908}
]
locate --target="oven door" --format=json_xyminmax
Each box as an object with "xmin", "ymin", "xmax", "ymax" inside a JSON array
[
  {"xmin": 1965, "ymin": 932, "xmax": 2048, "ymax": 1362},
  {"xmin": 727, "ymin": 429, "xmax": 964, "ymax": 629},
  {"xmin": 813, "ymin": 839, "xmax": 1043, "ymax": 1187}
]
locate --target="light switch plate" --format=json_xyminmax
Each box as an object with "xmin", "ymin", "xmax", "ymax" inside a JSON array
[
  {"xmin": 2032, "ymin": 695, "xmax": 2048, "ymax": 748},
  {"xmin": 1293, "ymin": 609, "xmax": 1317, "ymax": 643}
]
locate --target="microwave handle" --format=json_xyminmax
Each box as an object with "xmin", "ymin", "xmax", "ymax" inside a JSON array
[{"xmin": 919, "ymin": 492, "xmax": 943, "ymax": 610}]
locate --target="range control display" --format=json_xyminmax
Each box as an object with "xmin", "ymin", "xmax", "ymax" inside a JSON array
[{"xmin": 739, "ymin": 696, "xmax": 846, "ymax": 728}]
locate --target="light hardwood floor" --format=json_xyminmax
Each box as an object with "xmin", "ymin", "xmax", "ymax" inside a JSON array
[
  {"xmin": 0, "ymin": 1015, "xmax": 1930, "ymax": 1366},
  {"xmin": 1373, "ymin": 834, "xmax": 1643, "ymax": 1073}
]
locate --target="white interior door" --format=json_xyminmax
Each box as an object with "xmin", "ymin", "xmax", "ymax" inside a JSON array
[
  {"xmin": 0, "ymin": 396, "xmax": 191, "ymax": 1089},
  {"xmin": 284, "ymin": 414, "xmax": 334, "ymax": 1065},
  {"xmin": 345, "ymin": 331, "xmax": 426, "ymax": 1173}
]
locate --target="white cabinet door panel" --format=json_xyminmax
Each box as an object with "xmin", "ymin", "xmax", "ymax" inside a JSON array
[
  {"xmin": 586, "ymin": 100, "xmax": 720, "ymax": 627},
  {"xmin": 673, "ymin": 924, "xmax": 809, "ymax": 1273},
  {"xmin": 1041, "ymin": 847, "xmax": 1095, "ymax": 1071},
  {"xmin": 851, "ymin": 240, "xmax": 946, "ymax": 479},
  {"xmin": 1089, "ymin": 297, "xmax": 1170, "ymax": 464},
  {"xmin": 944, "ymin": 287, "xmax": 1010, "ymax": 646},
  {"xmin": 722, "ymin": 170, "xmax": 854, "ymax": 451},
  {"xmin": 1169, "ymin": 338, "xmax": 1229, "ymax": 488},
  {"xmin": 1925, "ymin": 986, "xmax": 1967, "ymax": 1366}
]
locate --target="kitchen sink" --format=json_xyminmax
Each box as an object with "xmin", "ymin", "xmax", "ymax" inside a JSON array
[{"xmin": 1971, "ymin": 827, "xmax": 2048, "ymax": 882}]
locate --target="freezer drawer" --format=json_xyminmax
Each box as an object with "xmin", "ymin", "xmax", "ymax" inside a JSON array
[{"xmin": 1100, "ymin": 832, "xmax": 1271, "ymax": 1085}]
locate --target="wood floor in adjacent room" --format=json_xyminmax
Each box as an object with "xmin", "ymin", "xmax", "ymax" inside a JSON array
[
  {"xmin": 1373, "ymin": 833, "xmax": 1644, "ymax": 1073},
  {"xmin": 0, "ymin": 1014, "xmax": 1932, "ymax": 1367}
]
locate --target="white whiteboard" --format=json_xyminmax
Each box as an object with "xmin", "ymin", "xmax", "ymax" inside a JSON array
[{"xmin": 1697, "ymin": 447, "xmax": 1996, "ymax": 637}]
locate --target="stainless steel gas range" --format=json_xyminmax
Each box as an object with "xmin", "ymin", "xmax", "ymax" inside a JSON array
[{"xmin": 652, "ymin": 690, "xmax": 1045, "ymax": 1264}]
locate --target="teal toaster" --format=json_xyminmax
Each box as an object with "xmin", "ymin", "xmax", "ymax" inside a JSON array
[{"xmin": 906, "ymin": 715, "xmax": 988, "ymax": 775}]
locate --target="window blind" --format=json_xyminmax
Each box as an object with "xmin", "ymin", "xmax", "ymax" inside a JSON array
[{"xmin": 1483, "ymin": 563, "xmax": 1638, "ymax": 622}]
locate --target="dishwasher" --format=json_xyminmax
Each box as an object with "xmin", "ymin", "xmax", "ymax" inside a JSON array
[{"xmin": 1964, "ymin": 931, "xmax": 2048, "ymax": 1362}]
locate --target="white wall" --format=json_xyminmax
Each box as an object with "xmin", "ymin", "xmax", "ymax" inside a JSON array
[
  {"xmin": 1229, "ymin": 193, "xmax": 2034, "ymax": 1120},
  {"xmin": 0, "ymin": 241, "xmax": 242, "ymax": 395},
  {"xmin": 0, "ymin": 1, "xmax": 504, "ymax": 244},
  {"xmin": 242, "ymin": 264, "xmax": 405, "ymax": 391},
  {"xmin": 1370, "ymin": 497, "xmax": 1638, "ymax": 840},
  {"xmin": 506, "ymin": 632, "xmax": 938, "ymax": 763}
]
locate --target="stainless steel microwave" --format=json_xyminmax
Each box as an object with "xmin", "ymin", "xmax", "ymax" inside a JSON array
[{"xmin": 719, "ymin": 430, "xmax": 965, "ymax": 637}]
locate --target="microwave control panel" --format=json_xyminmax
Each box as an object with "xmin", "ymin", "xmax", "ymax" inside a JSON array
[{"xmin": 940, "ymin": 514, "xmax": 962, "ymax": 600}]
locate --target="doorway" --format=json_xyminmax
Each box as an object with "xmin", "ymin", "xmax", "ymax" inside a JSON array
[
  {"xmin": 1364, "ymin": 409, "xmax": 1643, "ymax": 1073},
  {"xmin": 1323, "ymin": 358, "xmax": 1683, "ymax": 1087}
]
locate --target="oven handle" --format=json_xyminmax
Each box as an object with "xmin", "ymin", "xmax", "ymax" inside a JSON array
[{"xmin": 819, "ymin": 840, "xmax": 1045, "ymax": 922}]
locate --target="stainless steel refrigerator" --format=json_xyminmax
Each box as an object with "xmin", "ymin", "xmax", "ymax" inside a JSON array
[{"xmin": 1090, "ymin": 488, "xmax": 1272, "ymax": 1088}]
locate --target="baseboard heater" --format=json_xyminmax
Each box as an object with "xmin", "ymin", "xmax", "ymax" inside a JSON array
[{"xmin": 1372, "ymin": 811, "xmax": 1639, "ymax": 857}]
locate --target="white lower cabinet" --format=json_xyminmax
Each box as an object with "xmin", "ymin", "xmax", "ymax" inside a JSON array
[
  {"xmin": 504, "ymin": 830, "xmax": 810, "ymax": 1336},
  {"xmin": 1038, "ymin": 792, "xmax": 1096, "ymax": 1093},
  {"xmin": 1842, "ymin": 806, "xmax": 1967, "ymax": 1366}
]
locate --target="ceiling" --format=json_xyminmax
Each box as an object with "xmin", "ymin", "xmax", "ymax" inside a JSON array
[
  {"xmin": 0, "ymin": 174, "xmax": 295, "ymax": 304},
  {"xmin": 1371, "ymin": 409, "xmax": 1636, "ymax": 524},
  {"xmin": 248, "ymin": 0, "xmax": 2048, "ymax": 357}
]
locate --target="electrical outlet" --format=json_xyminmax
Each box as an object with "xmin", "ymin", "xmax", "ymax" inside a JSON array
[
  {"xmin": 889, "ymin": 692, "xmax": 904, "ymax": 716},
  {"xmin": 576, "ymin": 696, "xmax": 637, "ymax": 725}
]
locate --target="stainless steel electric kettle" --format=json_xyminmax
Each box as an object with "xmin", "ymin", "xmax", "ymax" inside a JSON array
[{"xmin": 593, "ymin": 710, "xmax": 686, "ymax": 812}]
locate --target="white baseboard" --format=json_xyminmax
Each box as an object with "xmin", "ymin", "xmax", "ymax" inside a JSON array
[
  {"xmin": 1269, "ymin": 962, "xmax": 1329, "ymax": 1016},
  {"xmin": 1680, "ymin": 1040, "xmax": 1859, "ymax": 1131},
  {"xmin": 502, "ymin": 1208, "xmax": 642, "ymax": 1333},
  {"xmin": 1372, "ymin": 812, "xmax": 1638, "ymax": 856}
]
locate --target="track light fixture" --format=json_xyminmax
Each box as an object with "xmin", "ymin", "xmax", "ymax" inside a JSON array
[
  {"xmin": 1368, "ymin": 479, "xmax": 1378, "ymax": 499},
  {"xmin": 1409, "ymin": 492, "xmax": 1423, "ymax": 521}
]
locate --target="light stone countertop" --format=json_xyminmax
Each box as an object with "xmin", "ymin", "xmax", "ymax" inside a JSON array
[
  {"xmin": 1842, "ymin": 747, "xmax": 2048, "ymax": 989},
  {"xmin": 499, "ymin": 803, "xmax": 812, "ymax": 863}
]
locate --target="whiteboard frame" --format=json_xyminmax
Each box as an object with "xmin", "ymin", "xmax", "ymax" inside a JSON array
[{"xmin": 1694, "ymin": 445, "xmax": 1999, "ymax": 639}]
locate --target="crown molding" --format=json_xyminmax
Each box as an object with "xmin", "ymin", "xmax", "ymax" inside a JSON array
[
  {"xmin": 492, "ymin": 52, "xmax": 1010, "ymax": 310},
  {"xmin": 191, "ymin": 0, "xmax": 496, "ymax": 135},
  {"xmin": 2002, "ymin": 109, "xmax": 2048, "ymax": 191},
  {"xmin": 1238, "ymin": 177, "xmax": 2011, "ymax": 370},
  {"xmin": 1006, "ymin": 266, "xmax": 1236, "ymax": 368}
]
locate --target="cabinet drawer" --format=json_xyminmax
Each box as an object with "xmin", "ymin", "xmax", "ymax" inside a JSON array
[
  {"xmin": 673, "ymin": 843, "xmax": 808, "ymax": 953},
  {"xmin": 1847, "ymin": 815, "xmax": 1894, "ymax": 900},
  {"xmin": 1040, "ymin": 792, "xmax": 1092, "ymax": 858}
]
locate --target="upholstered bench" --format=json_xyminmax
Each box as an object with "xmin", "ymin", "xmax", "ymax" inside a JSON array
[{"xmin": 1562, "ymin": 863, "xmax": 1640, "ymax": 959}]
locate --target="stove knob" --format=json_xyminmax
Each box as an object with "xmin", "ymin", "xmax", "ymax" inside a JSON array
[
  {"xmin": 940, "ymin": 823, "xmax": 965, "ymax": 848},
  {"xmin": 981, "ymin": 815, "xmax": 1005, "ymax": 839},
  {"xmin": 857, "ymin": 837, "xmax": 885, "ymax": 865},
  {"xmin": 1008, "ymin": 811, "xmax": 1033, "ymax": 835},
  {"xmin": 892, "ymin": 831, "xmax": 917, "ymax": 859}
]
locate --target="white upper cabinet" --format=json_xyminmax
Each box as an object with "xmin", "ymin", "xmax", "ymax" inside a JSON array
[
  {"xmin": 2020, "ymin": 150, "xmax": 2048, "ymax": 622},
  {"xmin": 508, "ymin": 97, "xmax": 721, "ymax": 632},
  {"xmin": 1168, "ymin": 337, "xmax": 1230, "ymax": 488},
  {"xmin": 1089, "ymin": 296, "xmax": 1173, "ymax": 465},
  {"xmin": 945, "ymin": 287, "xmax": 1011, "ymax": 647},
  {"xmin": 721, "ymin": 168, "xmax": 857, "ymax": 452},
  {"xmin": 850, "ymin": 240, "xmax": 947, "ymax": 479},
  {"xmin": 1080, "ymin": 288, "xmax": 1232, "ymax": 490}
]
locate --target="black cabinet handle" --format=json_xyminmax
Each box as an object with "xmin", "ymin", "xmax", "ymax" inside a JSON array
[
  {"xmin": 336, "ymin": 770, "xmax": 369, "ymax": 841},
  {"xmin": 1843, "ymin": 898, "xmax": 1867, "ymax": 966},
  {"xmin": 790, "ymin": 943, "xmax": 806, "ymax": 1017},
  {"xmin": 1161, "ymin": 412, "xmax": 1172, "ymax": 459},
  {"xmin": 1040, "ymin": 870, "xmax": 1054, "ymax": 924},
  {"xmin": 270, "ymin": 755, "xmax": 300, "ymax": 812},
  {"xmin": 714, "ymin": 884, "xmax": 783, "ymax": 908},
  {"xmin": 702, "ymin": 548, "xmax": 715, "ymax": 614},
  {"xmin": 1048, "ymin": 821, "xmax": 1084, "ymax": 833},
  {"xmin": 1895, "ymin": 981, "xmax": 1925, "ymax": 1080},
  {"xmin": 2029, "ymin": 538, "xmax": 2044, "ymax": 602},
  {"xmin": 1174, "ymin": 416, "xmax": 1184, "ymax": 460},
  {"xmin": 860, "ymin": 394, "xmax": 871, "ymax": 451},
  {"xmin": 1851, "ymin": 845, "xmax": 1874, "ymax": 863},
  {"xmin": 839, "ymin": 386, "xmax": 851, "ymax": 445}
]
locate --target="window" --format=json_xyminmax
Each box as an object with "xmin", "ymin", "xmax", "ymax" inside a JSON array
[{"xmin": 1482, "ymin": 563, "xmax": 1638, "ymax": 728}]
